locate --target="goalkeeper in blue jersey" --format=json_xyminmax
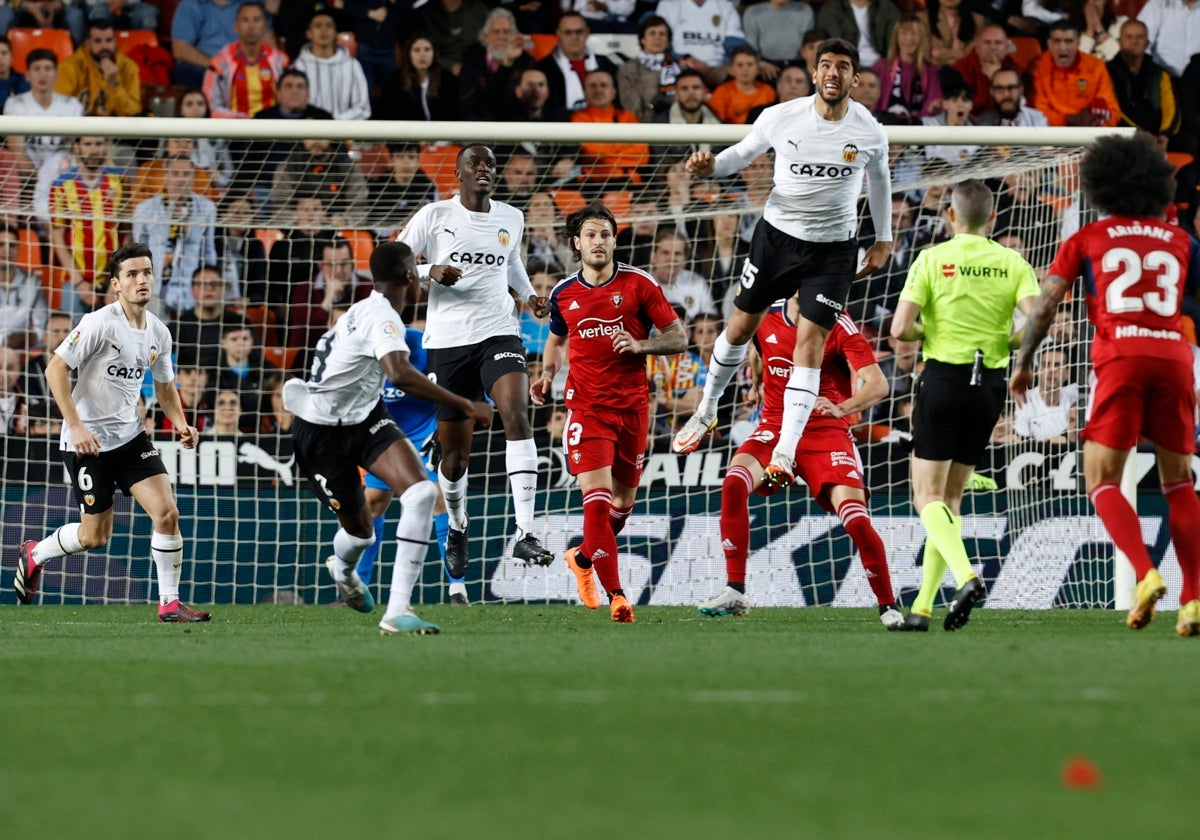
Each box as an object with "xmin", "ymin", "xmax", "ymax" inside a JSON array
[{"xmin": 352, "ymin": 325, "xmax": 467, "ymax": 605}]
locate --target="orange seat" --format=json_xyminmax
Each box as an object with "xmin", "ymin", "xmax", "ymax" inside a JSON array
[
  {"xmin": 526, "ymin": 34, "xmax": 557, "ymax": 61},
  {"xmin": 264, "ymin": 345, "xmax": 301, "ymax": 374},
  {"xmin": 339, "ymin": 229, "xmax": 376, "ymax": 273},
  {"xmin": 238, "ymin": 304, "xmax": 281, "ymax": 347},
  {"xmin": 17, "ymin": 226, "xmax": 44, "ymax": 275},
  {"xmin": 8, "ymin": 28, "xmax": 74, "ymax": 75},
  {"xmin": 115, "ymin": 29, "xmax": 161, "ymax": 54},
  {"xmin": 419, "ymin": 143, "xmax": 462, "ymax": 198},
  {"xmin": 337, "ymin": 31, "xmax": 357, "ymax": 58},
  {"xmin": 1009, "ymin": 37, "xmax": 1042, "ymax": 73},
  {"xmin": 601, "ymin": 190, "xmax": 632, "ymax": 233},
  {"xmin": 1167, "ymin": 151, "xmax": 1194, "ymax": 172},
  {"xmin": 551, "ymin": 189, "xmax": 587, "ymax": 218}
]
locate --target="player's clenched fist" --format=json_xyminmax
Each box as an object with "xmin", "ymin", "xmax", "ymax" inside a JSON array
[
  {"xmin": 466, "ymin": 400, "xmax": 494, "ymax": 427},
  {"xmin": 686, "ymin": 151, "xmax": 715, "ymax": 178},
  {"xmin": 429, "ymin": 265, "xmax": 462, "ymax": 286}
]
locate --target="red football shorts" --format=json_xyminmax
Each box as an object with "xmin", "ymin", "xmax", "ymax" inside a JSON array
[
  {"xmin": 736, "ymin": 422, "xmax": 867, "ymax": 512},
  {"xmin": 1083, "ymin": 355, "xmax": 1197, "ymax": 454},
  {"xmin": 563, "ymin": 407, "xmax": 650, "ymax": 487}
]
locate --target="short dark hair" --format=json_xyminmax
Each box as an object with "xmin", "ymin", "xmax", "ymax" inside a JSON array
[
  {"xmin": 191, "ymin": 264, "xmax": 223, "ymax": 282},
  {"xmin": 1047, "ymin": 17, "xmax": 1080, "ymax": 38},
  {"xmin": 279, "ymin": 67, "xmax": 309, "ymax": 88},
  {"xmin": 730, "ymin": 44, "xmax": 759, "ymax": 61},
  {"xmin": 565, "ymin": 201, "xmax": 618, "ymax": 262},
  {"xmin": 370, "ymin": 240, "xmax": 415, "ymax": 285},
  {"xmin": 87, "ymin": 20, "xmax": 116, "ymax": 37},
  {"xmin": 675, "ymin": 67, "xmax": 706, "ymax": 86},
  {"xmin": 387, "ymin": 141, "xmax": 420, "ymax": 156},
  {"xmin": 0, "ymin": 221, "xmax": 19, "ymax": 240},
  {"xmin": 25, "ymin": 48, "xmax": 58, "ymax": 69},
  {"xmin": 1081, "ymin": 132, "xmax": 1175, "ymax": 218},
  {"xmin": 319, "ymin": 235, "xmax": 353, "ymax": 260},
  {"xmin": 238, "ymin": 0, "xmax": 267, "ymax": 18},
  {"xmin": 638, "ymin": 15, "xmax": 672, "ymax": 42},
  {"xmin": 107, "ymin": 242, "xmax": 153, "ymax": 283},
  {"xmin": 802, "ymin": 28, "xmax": 831, "ymax": 47},
  {"xmin": 814, "ymin": 38, "xmax": 860, "ymax": 74}
]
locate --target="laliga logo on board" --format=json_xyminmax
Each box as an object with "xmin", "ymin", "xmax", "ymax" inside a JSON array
[
  {"xmin": 497, "ymin": 228, "xmax": 511, "ymax": 247},
  {"xmin": 842, "ymin": 143, "xmax": 859, "ymax": 163}
]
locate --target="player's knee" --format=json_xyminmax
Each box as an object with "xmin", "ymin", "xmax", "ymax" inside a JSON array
[
  {"xmin": 400, "ymin": 479, "xmax": 438, "ymax": 516},
  {"xmin": 153, "ymin": 507, "xmax": 180, "ymax": 535},
  {"xmin": 499, "ymin": 411, "xmax": 533, "ymax": 438}
]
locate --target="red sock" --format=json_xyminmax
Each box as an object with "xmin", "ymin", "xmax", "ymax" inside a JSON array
[
  {"xmin": 1089, "ymin": 483, "xmax": 1153, "ymax": 579},
  {"xmin": 582, "ymin": 488, "xmax": 621, "ymax": 595},
  {"xmin": 838, "ymin": 498, "xmax": 894, "ymax": 605},
  {"xmin": 1163, "ymin": 480, "xmax": 1200, "ymax": 604},
  {"xmin": 608, "ymin": 503, "xmax": 633, "ymax": 536},
  {"xmin": 721, "ymin": 465, "xmax": 755, "ymax": 586}
]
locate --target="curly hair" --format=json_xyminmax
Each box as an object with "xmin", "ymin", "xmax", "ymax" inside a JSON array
[{"xmin": 1081, "ymin": 132, "xmax": 1175, "ymax": 219}]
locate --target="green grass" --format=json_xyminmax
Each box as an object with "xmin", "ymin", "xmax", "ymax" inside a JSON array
[{"xmin": 1, "ymin": 606, "xmax": 1195, "ymax": 839}]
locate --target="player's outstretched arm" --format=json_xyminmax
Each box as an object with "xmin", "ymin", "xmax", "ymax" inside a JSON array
[
  {"xmin": 45, "ymin": 354, "xmax": 101, "ymax": 456},
  {"xmin": 155, "ymin": 378, "xmax": 200, "ymax": 449},
  {"xmin": 381, "ymin": 350, "xmax": 493, "ymax": 426},
  {"xmin": 1010, "ymin": 275, "xmax": 1069, "ymax": 405}
]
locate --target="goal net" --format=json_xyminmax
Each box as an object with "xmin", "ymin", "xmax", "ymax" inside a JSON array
[{"xmin": 0, "ymin": 115, "xmax": 1162, "ymax": 611}]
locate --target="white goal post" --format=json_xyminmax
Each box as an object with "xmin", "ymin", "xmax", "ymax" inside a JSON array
[{"xmin": 1, "ymin": 115, "xmax": 1170, "ymax": 612}]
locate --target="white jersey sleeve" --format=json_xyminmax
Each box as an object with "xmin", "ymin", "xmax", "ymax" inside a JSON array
[{"xmin": 285, "ymin": 291, "xmax": 409, "ymax": 426}]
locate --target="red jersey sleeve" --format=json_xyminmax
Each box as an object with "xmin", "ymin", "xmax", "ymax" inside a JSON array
[{"xmin": 1048, "ymin": 233, "xmax": 1083, "ymax": 285}]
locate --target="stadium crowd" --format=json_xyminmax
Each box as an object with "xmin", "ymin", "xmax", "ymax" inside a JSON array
[{"xmin": 0, "ymin": 0, "xmax": 1198, "ymax": 456}]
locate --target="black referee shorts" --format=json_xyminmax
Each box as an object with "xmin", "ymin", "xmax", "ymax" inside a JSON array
[
  {"xmin": 734, "ymin": 220, "xmax": 858, "ymax": 329},
  {"xmin": 912, "ymin": 360, "xmax": 1007, "ymax": 465},
  {"xmin": 426, "ymin": 334, "xmax": 528, "ymax": 421}
]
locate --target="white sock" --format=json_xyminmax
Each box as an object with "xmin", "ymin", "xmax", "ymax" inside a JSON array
[
  {"xmin": 438, "ymin": 466, "xmax": 469, "ymax": 531},
  {"xmin": 384, "ymin": 481, "xmax": 438, "ymax": 619},
  {"xmin": 506, "ymin": 438, "xmax": 539, "ymax": 536},
  {"xmin": 448, "ymin": 582, "xmax": 467, "ymax": 598},
  {"xmin": 698, "ymin": 332, "xmax": 749, "ymax": 416},
  {"xmin": 151, "ymin": 531, "xmax": 184, "ymax": 605},
  {"xmin": 31, "ymin": 522, "xmax": 84, "ymax": 565},
  {"xmin": 332, "ymin": 528, "xmax": 375, "ymax": 572},
  {"xmin": 773, "ymin": 366, "xmax": 821, "ymax": 457}
]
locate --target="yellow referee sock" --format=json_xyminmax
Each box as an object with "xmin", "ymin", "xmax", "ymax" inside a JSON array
[
  {"xmin": 918, "ymin": 501, "xmax": 976, "ymax": 588},
  {"xmin": 911, "ymin": 541, "xmax": 946, "ymax": 616}
]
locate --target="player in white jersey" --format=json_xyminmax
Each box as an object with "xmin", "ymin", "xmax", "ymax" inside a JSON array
[
  {"xmin": 671, "ymin": 38, "xmax": 893, "ymax": 494},
  {"xmin": 12, "ymin": 243, "xmax": 210, "ymax": 622},
  {"xmin": 399, "ymin": 144, "xmax": 554, "ymax": 576},
  {"xmin": 283, "ymin": 241, "xmax": 493, "ymax": 635}
]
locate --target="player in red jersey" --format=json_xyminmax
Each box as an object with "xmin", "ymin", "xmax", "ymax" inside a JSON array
[
  {"xmin": 697, "ymin": 297, "xmax": 903, "ymax": 627},
  {"xmin": 1011, "ymin": 132, "xmax": 1200, "ymax": 636},
  {"xmin": 530, "ymin": 202, "xmax": 686, "ymax": 623}
]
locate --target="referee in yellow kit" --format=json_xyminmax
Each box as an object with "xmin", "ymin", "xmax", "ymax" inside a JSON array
[{"xmin": 888, "ymin": 179, "xmax": 1041, "ymax": 631}]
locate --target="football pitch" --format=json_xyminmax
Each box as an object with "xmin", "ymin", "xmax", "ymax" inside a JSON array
[{"xmin": 1, "ymin": 605, "xmax": 1194, "ymax": 839}]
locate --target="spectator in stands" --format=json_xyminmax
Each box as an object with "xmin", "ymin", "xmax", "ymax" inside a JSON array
[
  {"xmin": 919, "ymin": 0, "xmax": 984, "ymax": 66},
  {"xmin": 458, "ymin": 7, "xmax": 533, "ymax": 122},
  {"xmin": 994, "ymin": 171, "xmax": 1060, "ymax": 269},
  {"xmin": 1077, "ymin": 0, "xmax": 1125, "ymax": 61},
  {"xmin": 216, "ymin": 190, "xmax": 266, "ymax": 302},
  {"xmin": 266, "ymin": 194, "xmax": 334, "ymax": 306},
  {"xmin": 269, "ymin": 137, "xmax": 369, "ymax": 227},
  {"xmin": 3, "ymin": 49, "xmax": 82, "ymax": 201},
  {"xmin": 493, "ymin": 151, "xmax": 539, "ymax": 205},
  {"xmin": 875, "ymin": 13, "xmax": 944, "ymax": 124},
  {"xmin": 519, "ymin": 259, "xmax": 559, "ymax": 356},
  {"xmin": 1137, "ymin": 0, "xmax": 1200, "ymax": 78},
  {"xmin": 849, "ymin": 194, "xmax": 918, "ymax": 329},
  {"xmin": 523, "ymin": 192, "xmax": 572, "ymax": 274},
  {"xmin": 175, "ymin": 88, "xmax": 233, "ymax": 190},
  {"xmin": 1020, "ymin": 0, "xmax": 1071, "ymax": 37},
  {"xmin": 260, "ymin": 378, "xmax": 293, "ymax": 435},
  {"xmin": 82, "ymin": 0, "xmax": 160, "ymax": 32},
  {"xmin": 130, "ymin": 137, "xmax": 216, "ymax": 206},
  {"xmin": 340, "ymin": 0, "xmax": 400, "ymax": 93},
  {"xmin": 798, "ymin": 27, "xmax": 829, "ymax": 73},
  {"xmin": 850, "ymin": 65, "xmax": 886, "ymax": 116},
  {"xmin": 1027, "ymin": 18, "xmax": 1120, "ymax": 126},
  {"xmin": 204, "ymin": 1, "xmax": 288, "ymax": 118},
  {"xmin": 165, "ymin": 347, "xmax": 215, "ymax": 434},
  {"xmin": 132, "ymin": 155, "xmax": 219, "ymax": 315},
  {"xmin": 695, "ymin": 199, "xmax": 749, "ymax": 312},
  {"xmin": 648, "ymin": 229, "xmax": 715, "ymax": 320},
  {"xmin": 215, "ymin": 322, "xmax": 278, "ymax": 416},
  {"xmin": 367, "ymin": 142, "xmax": 438, "ymax": 236},
  {"xmin": 54, "ymin": 19, "xmax": 141, "ymax": 116},
  {"xmin": 414, "ymin": 0, "xmax": 488, "ymax": 75},
  {"xmin": 617, "ymin": 14, "xmax": 683, "ymax": 122},
  {"xmin": 172, "ymin": 264, "xmax": 252, "ymax": 353},
  {"xmin": 500, "ymin": 65, "xmax": 568, "ymax": 123},
  {"xmin": 49, "ymin": 136, "xmax": 124, "ymax": 319},
  {"xmin": 650, "ymin": 311, "xmax": 719, "ymax": 438},
  {"xmin": 708, "ymin": 45, "xmax": 776, "ymax": 124},
  {"xmin": 922, "ymin": 77, "xmax": 980, "ymax": 165},
  {"xmin": 537, "ymin": 11, "xmax": 618, "ymax": 113},
  {"xmin": 291, "ymin": 7, "xmax": 370, "ymax": 121},
  {"xmin": 376, "ymin": 35, "xmax": 457, "ymax": 121},
  {"xmin": 172, "ymin": 0, "xmax": 264, "ymax": 87},
  {"xmin": 868, "ymin": 328, "xmax": 920, "ymax": 426},
  {"xmin": 817, "ymin": 0, "xmax": 901, "ymax": 70},
  {"xmin": 0, "ymin": 344, "xmax": 26, "ymax": 435},
  {"xmin": 10, "ymin": 0, "xmax": 82, "ymax": 44},
  {"xmin": 287, "ymin": 236, "xmax": 370, "ymax": 354},
  {"xmin": 0, "ymin": 223, "xmax": 47, "ymax": 348},
  {"xmin": 975, "ymin": 66, "xmax": 1048, "ymax": 125},
  {"xmin": 1013, "ymin": 343, "xmax": 1078, "ymax": 442},
  {"xmin": 742, "ymin": 0, "xmax": 815, "ymax": 80},
  {"xmin": 1107, "ymin": 18, "xmax": 1180, "ymax": 149},
  {"xmin": 22, "ymin": 309, "xmax": 70, "ymax": 436},
  {"xmin": 571, "ymin": 69, "xmax": 648, "ymax": 184},
  {"xmin": 567, "ymin": 0, "xmax": 636, "ymax": 33},
  {"xmin": 654, "ymin": 0, "xmax": 744, "ymax": 87},
  {"xmin": 1178, "ymin": 53, "xmax": 1200, "ymax": 156},
  {"xmin": 208, "ymin": 389, "xmax": 247, "ymax": 436},
  {"xmin": 0, "ymin": 36, "xmax": 29, "ymax": 111},
  {"xmin": 952, "ymin": 23, "xmax": 1015, "ymax": 117},
  {"xmin": 616, "ymin": 191, "xmax": 661, "ymax": 269},
  {"xmin": 231, "ymin": 68, "xmax": 331, "ymax": 196},
  {"xmin": 651, "ymin": 68, "xmax": 721, "ymax": 159}
]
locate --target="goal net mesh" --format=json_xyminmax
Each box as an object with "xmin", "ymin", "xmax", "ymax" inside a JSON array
[{"xmin": 0, "ymin": 118, "xmax": 1150, "ymax": 610}]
